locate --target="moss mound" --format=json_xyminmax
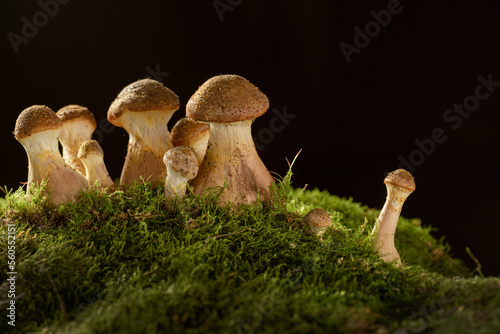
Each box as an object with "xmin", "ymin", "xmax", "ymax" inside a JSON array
[{"xmin": 1, "ymin": 171, "xmax": 499, "ymax": 334}]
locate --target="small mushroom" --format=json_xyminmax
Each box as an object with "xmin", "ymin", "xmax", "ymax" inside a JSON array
[
  {"xmin": 170, "ymin": 117, "xmax": 210, "ymax": 166},
  {"xmin": 78, "ymin": 140, "xmax": 115, "ymax": 189},
  {"xmin": 186, "ymin": 74, "xmax": 275, "ymax": 206},
  {"xmin": 371, "ymin": 169, "xmax": 416, "ymax": 263},
  {"xmin": 14, "ymin": 105, "xmax": 89, "ymax": 205},
  {"xmin": 163, "ymin": 146, "xmax": 198, "ymax": 199},
  {"xmin": 56, "ymin": 105, "xmax": 97, "ymax": 176},
  {"xmin": 108, "ymin": 78, "xmax": 180, "ymax": 186},
  {"xmin": 303, "ymin": 208, "xmax": 332, "ymax": 238}
]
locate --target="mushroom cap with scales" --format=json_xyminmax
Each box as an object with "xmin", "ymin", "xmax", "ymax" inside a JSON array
[
  {"xmin": 170, "ymin": 117, "xmax": 210, "ymax": 147},
  {"xmin": 78, "ymin": 139, "xmax": 105, "ymax": 159},
  {"xmin": 384, "ymin": 169, "xmax": 416, "ymax": 192},
  {"xmin": 163, "ymin": 146, "xmax": 198, "ymax": 180},
  {"xmin": 186, "ymin": 74, "xmax": 269, "ymax": 123},
  {"xmin": 56, "ymin": 104, "xmax": 96, "ymax": 128},
  {"xmin": 108, "ymin": 78, "xmax": 180, "ymax": 124},
  {"xmin": 304, "ymin": 208, "xmax": 332, "ymax": 229},
  {"xmin": 14, "ymin": 105, "xmax": 61, "ymax": 139}
]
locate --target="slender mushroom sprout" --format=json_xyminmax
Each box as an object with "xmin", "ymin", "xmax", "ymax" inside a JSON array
[
  {"xmin": 107, "ymin": 78, "xmax": 180, "ymax": 186},
  {"xmin": 371, "ymin": 169, "xmax": 416, "ymax": 263},
  {"xmin": 303, "ymin": 208, "xmax": 332, "ymax": 238},
  {"xmin": 186, "ymin": 74, "xmax": 275, "ymax": 206},
  {"xmin": 170, "ymin": 117, "xmax": 210, "ymax": 166},
  {"xmin": 163, "ymin": 146, "xmax": 198, "ymax": 199},
  {"xmin": 14, "ymin": 105, "xmax": 89, "ymax": 205},
  {"xmin": 56, "ymin": 105, "xmax": 97, "ymax": 176},
  {"xmin": 78, "ymin": 140, "xmax": 115, "ymax": 189}
]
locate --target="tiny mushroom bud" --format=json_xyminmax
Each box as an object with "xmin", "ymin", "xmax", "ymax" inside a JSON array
[
  {"xmin": 170, "ymin": 117, "xmax": 210, "ymax": 166},
  {"xmin": 303, "ymin": 208, "xmax": 332, "ymax": 237},
  {"xmin": 186, "ymin": 74, "xmax": 275, "ymax": 206},
  {"xmin": 78, "ymin": 140, "xmax": 115, "ymax": 189},
  {"xmin": 371, "ymin": 169, "xmax": 416, "ymax": 264},
  {"xmin": 56, "ymin": 105, "xmax": 97, "ymax": 176},
  {"xmin": 163, "ymin": 146, "xmax": 198, "ymax": 199},
  {"xmin": 14, "ymin": 105, "xmax": 89, "ymax": 205},
  {"xmin": 108, "ymin": 78, "xmax": 180, "ymax": 186}
]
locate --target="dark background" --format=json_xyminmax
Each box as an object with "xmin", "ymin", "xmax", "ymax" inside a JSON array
[{"xmin": 1, "ymin": 1, "xmax": 499, "ymax": 276}]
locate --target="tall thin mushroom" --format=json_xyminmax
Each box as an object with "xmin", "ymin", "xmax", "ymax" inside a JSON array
[{"xmin": 371, "ymin": 169, "xmax": 415, "ymax": 263}]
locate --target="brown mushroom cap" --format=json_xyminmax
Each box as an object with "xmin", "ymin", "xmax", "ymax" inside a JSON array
[
  {"xmin": 56, "ymin": 105, "xmax": 97, "ymax": 128},
  {"xmin": 384, "ymin": 169, "xmax": 415, "ymax": 192},
  {"xmin": 108, "ymin": 78, "xmax": 180, "ymax": 124},
  {"xmin": 170, "ymin": 118, "xmax": 210, "ymax": 146},
  {"xmin": 14, "ymin": 105, "xmax": 61, "ymax": 139},
  {"xmin": 186, "ymin": 74, "xmax": 269, "ymax": 123},
  {"xmin": 303, "ymin": 208, "xmax": 332, "ymax": 228},
  {"xmin": 78, "ymin": 140, "xmax": 104, "ymax": 159},
  {"xmin": 163, "ymin": 146, "xmax": 198, "ymax": 179}
]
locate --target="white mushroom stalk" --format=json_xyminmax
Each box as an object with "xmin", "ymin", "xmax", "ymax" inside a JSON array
[
  {"xmin": 14, "ymin": 105, "xmax": 89, "ymax": 205},
  {"xmin": 371, "ymin": 169, "xmax": 416, "ymax": 264},
  {"xmin": 187, "ymin": 74, "xmax": 275, "ymax": 206},
  {"xmin": 163, "ymin": 146, "xmax": 198, "ymax": 199},
  {"xmin": 56, "ymin": 105, "xmax": 97, "ymax": 176},
  {"xmin": 78, "ymin": 140, "xmax": 115, "ymax": 189},
  {"xmin": 108, "ymin": 79, "xmax": 179, "ymax": 186},
  {"xmin": 194, "ymin": 120, "xmax": 274, "ymax": 204}
]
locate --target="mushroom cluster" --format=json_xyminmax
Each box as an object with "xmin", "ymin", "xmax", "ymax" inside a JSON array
[
  {"xmin": 13, "ymin": 75, "xmax": 277, "ymax": 208},
  {"xmin": 12, "ymin": 75, "xmax": 421, "ymax": 268},
  {"xmin": 14, "ymin": 105, "xmax": 89, "ymax": 205}
]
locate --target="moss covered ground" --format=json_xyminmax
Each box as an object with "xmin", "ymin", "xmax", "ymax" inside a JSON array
[{"xmin": 1, "ymin": 169, "xmax": 499, "ymax": 334}]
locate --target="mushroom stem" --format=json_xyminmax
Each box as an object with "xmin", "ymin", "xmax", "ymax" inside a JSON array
[
  {"xmin": 165, "ymin": 166, "xmax": 189, "ymax": 198},
  {"xmin": 190, "ymin": 120, "xmax": 274, "ymax": 205},
  {"xmin": 20, "ymin": 130, "xmax": 89, "ymax": 204},
  {"xmin": 119, "ymin": 110, "xmax": 173, "ymax": 185}
]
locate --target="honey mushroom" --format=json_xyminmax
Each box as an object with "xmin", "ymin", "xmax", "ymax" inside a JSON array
[
  {"xmin": 163, "ymin": 146, "xmax": 199, "ymax": 199},
  {"xmin": 107, "ymin": 79, "xmax": 180, "ymax": 186},
  {"xmin": 78, "ymin": 140, "xmax": 115, "ymax": 189},
  {"xmin": 56, "ymin": 104, "xmax": 97, "ymax": 176},
  {"xmin": 371, "ymin": 169, "xmax": 416, "ymax": 263},
  {"xmin": 170, "ymin": 117, "xmax": 210, "ymax": 166},
  {"xmin": 186, "ymin": 74, "xmax": 275, "ymax": 206},
  {"xmin": 14, "ymin": 105, "xmax": 89, "ymax": 205}
]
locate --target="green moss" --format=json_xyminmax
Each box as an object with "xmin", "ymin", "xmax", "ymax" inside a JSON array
[{"xmin": 0, "ymin": 171, "xmax": 498, "ymax": 334}]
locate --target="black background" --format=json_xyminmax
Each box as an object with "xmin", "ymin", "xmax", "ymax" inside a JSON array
[{"xmin": 1, "ymin": 1, "xmax": 499, "ymax": 276}]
